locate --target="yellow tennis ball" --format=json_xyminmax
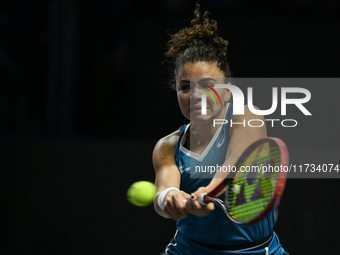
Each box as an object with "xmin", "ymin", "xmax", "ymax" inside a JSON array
[{"xmin": 127, "ymin": 181, "xmax": 156, "ymax": 207}]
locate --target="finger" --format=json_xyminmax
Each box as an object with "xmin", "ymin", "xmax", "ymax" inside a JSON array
[
  {"xmin": 170, "ymin": 200, "xmax": 184, "ymax": 219},
  {"xmin": 185, "ymin": 199, "xmax": 204, "ymax": 215},
  {"xmin": 183, "ymin": 195, "xmax": 195, "ymax": 208},
  {"xmin": 173, "ymin": 196, "xmax": 189, "ymax": 217},
  {"xmin": 186, "ymin": 197, "xmax": 215, "ymax": 217},
  {"xmin": 163, "ymin": 202, "xmax": 182, "ymax": 219},
  {"xmin": 183, "ymin": 198, "xmax": 193, "ymax": 212},
  {"xmin": 207, "ymin": 202, "xmax": 214, "ymax": 211},
  {"xmin": 163, "ymin": 196, "xmax": 182, "ymax": 219},
  {"xmin": 165, "ymin": 196, "xmax": 189, "ymax": 220},
  {"xmin": 183, "ymin": 199, "xmax": 188, "ymax": 209},
  {"xmin": 164, "ymin": 208, "xmax": 180, "ymax": 220},
  {"xmin": 191, "ymin": 187, "xmax": 209, "ymax": 200}
]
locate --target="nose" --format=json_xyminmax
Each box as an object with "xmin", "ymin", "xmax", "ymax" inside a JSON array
[{"xmin": 191, "ymin": 85, "xmax": 204, "ymax": 101}]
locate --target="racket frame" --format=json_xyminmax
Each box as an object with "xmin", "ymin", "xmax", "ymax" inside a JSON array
[{"xmin": 200, "ymin": 137, "xmax": 289, "ymax": 226}]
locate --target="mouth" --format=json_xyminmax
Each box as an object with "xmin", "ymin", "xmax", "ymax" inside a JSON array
[{"xmin": 190, "ymin": 105, "xmax": 203, "ymax": 114}]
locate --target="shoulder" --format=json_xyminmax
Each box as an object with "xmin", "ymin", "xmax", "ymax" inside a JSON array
[
  {"xmin": 153, "ymin": 130, "xmax": 180, "ymax": 157},
  {"xmin": 229, "ymin": 104, "xmax": 267, "ymax": 137}
]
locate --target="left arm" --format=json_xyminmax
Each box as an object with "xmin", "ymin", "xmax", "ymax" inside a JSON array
[
  {"xmin": 185, "ymin": 105, "xmax": 267, "ymax": 213},
  {"xmin": 208, "ymin": 105, "xmax": 267, "ymax": 191}
]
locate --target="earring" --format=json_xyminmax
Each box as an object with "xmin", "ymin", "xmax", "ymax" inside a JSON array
[{"xmin": 226, "ymin": 97, "xmax": 229, "ymax": 101}]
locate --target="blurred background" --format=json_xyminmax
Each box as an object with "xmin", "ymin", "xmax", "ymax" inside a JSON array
[{"xmin": 1, "ymin": 0, "xmax": 340, "ymax": 254}]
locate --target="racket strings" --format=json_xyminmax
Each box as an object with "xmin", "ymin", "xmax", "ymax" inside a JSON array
[{"xmin": 226, "ymin": 144, "xmax": 282, "ymax": 223}]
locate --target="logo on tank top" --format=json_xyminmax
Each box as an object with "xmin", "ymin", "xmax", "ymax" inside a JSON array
[
  {"xmin": 179, "ymin": 164, "xmax": 190, "ymax": 173},
  {"xmin": 217, "ymin": 135, "xmax": 225, "ymax": 148}
]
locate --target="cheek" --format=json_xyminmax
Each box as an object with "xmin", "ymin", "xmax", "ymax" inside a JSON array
[
  {"xmin": 178, "ymin": 93, "xmax": 189, "ymax": 106},
  {"xmin": 215, "ymin": 89, "xmax": 228, "ymax": 102}
]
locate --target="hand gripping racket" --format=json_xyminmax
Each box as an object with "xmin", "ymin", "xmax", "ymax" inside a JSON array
[{"xmin": 198, "ymin": 137, "xmax": 289, "ymax": 226}]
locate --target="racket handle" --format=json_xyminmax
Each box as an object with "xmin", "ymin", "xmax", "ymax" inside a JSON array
[{"xmin": 198, "ymin": 193, "xmax": 208, "ymax": 206}]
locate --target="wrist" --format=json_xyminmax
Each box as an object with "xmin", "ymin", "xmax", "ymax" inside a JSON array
[{"xmin": 157, "ymin": 187, "xmax": 179, "ymax": 210}]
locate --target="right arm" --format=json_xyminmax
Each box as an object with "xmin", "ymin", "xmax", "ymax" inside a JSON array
[{"xmin": 153, "ymin": 131, "xmax": 190, "ymax": 220}]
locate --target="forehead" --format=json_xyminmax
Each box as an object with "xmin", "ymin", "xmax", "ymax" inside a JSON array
[{"xmin": 177, "ymin": 62, "xmax": 225, "ymax": 80}]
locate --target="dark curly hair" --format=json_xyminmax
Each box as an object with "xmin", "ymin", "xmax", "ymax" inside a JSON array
[{"xmin": 166, "ymin": 4, "xmax": 231, "ymax": 89}]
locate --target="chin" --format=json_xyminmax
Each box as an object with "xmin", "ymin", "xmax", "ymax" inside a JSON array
[{"xmin": 191, "ymin": 115, "xmax": 214, "ymax": 124}]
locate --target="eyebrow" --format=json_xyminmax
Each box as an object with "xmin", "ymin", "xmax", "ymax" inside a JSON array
[
  {"xmin": 198, "ymin": 77, "xmax": 217, "ymax": 83},
  {"xmin": 179, "ymin": 79, "xmax": 190, "ymax": 83},
  {"xmin": 180, "ymin": 78, "xmax": 217, "ymax": 83}
]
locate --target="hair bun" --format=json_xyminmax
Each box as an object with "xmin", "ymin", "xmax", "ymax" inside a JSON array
[{"xmin": 167, "ymin": 4, "xmax": 228, "ymax": 59}]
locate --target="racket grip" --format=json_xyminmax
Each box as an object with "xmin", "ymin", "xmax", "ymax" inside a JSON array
[{"xmin": 198, "ymin": 193, "xmax": 208, "ymax": 206}]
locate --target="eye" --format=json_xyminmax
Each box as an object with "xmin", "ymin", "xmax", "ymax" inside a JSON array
[{"xmin": 180, "ymin": 84, "xmax": 190, "ymax": 91}]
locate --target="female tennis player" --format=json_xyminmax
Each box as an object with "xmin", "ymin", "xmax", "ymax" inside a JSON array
[{"xmin": 153, "ymin": 5, "xmax": 288, "ymax": 255}]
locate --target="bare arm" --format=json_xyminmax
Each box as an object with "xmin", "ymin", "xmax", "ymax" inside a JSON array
[
  {"xmin": 193, "ymin": 105, "xmax": 267, "ymax": 198},
  {"xmin": 153, "ymin": 131, "xmax": 191, "ymax": 219}
]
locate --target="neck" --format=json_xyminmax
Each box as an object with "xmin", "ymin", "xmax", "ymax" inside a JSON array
[{"xmin": 188, "ymin": 103, "xmax": 229, "ymax": 147}]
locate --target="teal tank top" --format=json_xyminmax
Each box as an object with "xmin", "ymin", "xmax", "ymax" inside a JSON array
[{"xmin": 175, "ymin": 103, "xmax": 275, "ymax": 245}]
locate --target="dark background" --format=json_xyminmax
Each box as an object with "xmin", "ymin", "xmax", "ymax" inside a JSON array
[{"xmin": 1, "ymin": 0, "xmax": 340, "ymax": 254}]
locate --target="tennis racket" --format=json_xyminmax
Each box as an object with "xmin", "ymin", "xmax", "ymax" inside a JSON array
[{"xmin": 198, "ymin": 137, "xmax": 288, "ymax": 226}]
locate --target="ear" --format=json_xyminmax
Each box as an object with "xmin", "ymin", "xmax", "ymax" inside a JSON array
[{"xmin": 225, "ymin": 82, "xmax": 232, "ymax": 101}]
